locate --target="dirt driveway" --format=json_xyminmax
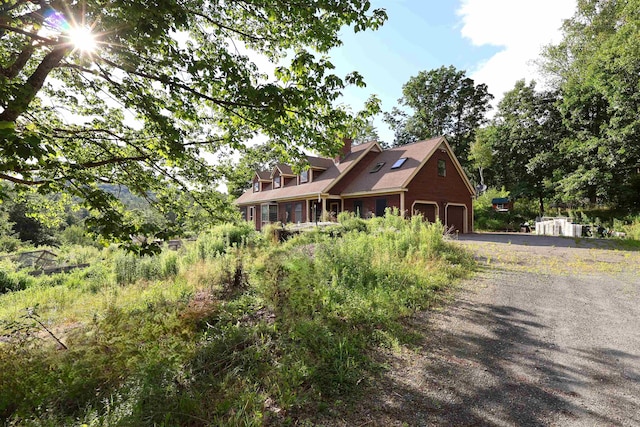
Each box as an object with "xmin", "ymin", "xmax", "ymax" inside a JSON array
[{"xmin": 313, "ymin": 233, "xmax": 640, "ymax": 426}]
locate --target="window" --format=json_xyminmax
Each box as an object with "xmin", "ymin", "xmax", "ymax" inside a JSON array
[
  {"xmin": 370, "ymin": 162, "xmax": 385, "ymax": 173},
  {"xmin": 253, "ymin": 181, "xmax": 260, "ymax": 192},
  {"xmin": 391, "ymin": 157, "xmax": 407, "ymax": 169},
  {"xmin": 269, "ymin": 204, "xmax": 278, "ymax": 223},
  {"xmin": 248, "ymin": 206, "xmax": 255, "ymax": 222},
  {"xmin": 274, "ymin": 176, "xmax": 281, "ymax": 188},
  {"xmin": 300, "ymin": 170, "xmax": 309, "ymax": 183},
  {"xmin": 438, "ymin": 159, "xmax": 446, "ymax": 177},
  {"xmin": 294, "ymin": 203, "xmax": 302, "ymax": 223},
  {"xmin": 261, "ymin": 204, "xmax": 277, "ymax": 226}
]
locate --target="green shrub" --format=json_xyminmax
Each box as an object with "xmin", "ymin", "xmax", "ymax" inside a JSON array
[
  {"xmin": 622, "ymin": 215, "xmax": 640, "ymax": 240},
  {"xmin": 59, "ymin": 224, "xmax": 98, "ymax": 247},
  {"xmin": 261, "ymin": 222, "xmax": 282, "ymax": 244},
  {"xmin": 0, "ymin": 234, "xmax": 21, "ymax": 253},
  {"xmin": 337, "ymin": 211, "xmax": 367, "ymax": 232},
  {"xmin": 0, "ymin": 270, "xmax": 30, "ymax": 294},
  {"xmin": 191, "ymin": 222, "xmax": 257, "ymax": 262}
]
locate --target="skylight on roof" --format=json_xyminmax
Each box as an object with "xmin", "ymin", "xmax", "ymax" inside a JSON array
[
  {"xmin": 391, "ymin": 157, "xmax": 407, "ymax": 169},
  {"xmin": 370, "ymin": 162, "xmax": 385, "ymax": 173}
]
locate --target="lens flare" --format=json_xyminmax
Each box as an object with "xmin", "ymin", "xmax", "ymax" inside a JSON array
[
  {"xmin": 67, "ymin": 26, "xmax": 97, "ymax": 52},
  {"xmin": 43, "ymin": 9, "xmax": 97, "ymax": 53},
  {"xmin": 43, "ymin": 9, "xmax": 70, "ymax": 32}
]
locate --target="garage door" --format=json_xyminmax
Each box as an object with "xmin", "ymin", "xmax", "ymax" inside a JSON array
[
  {"xmin": 413, "ymin": 203, "xmax": 437, "ymax": 223},
  {"xmin": 447, "ymin": 205, "xmax": 465, "ymax": 233}
]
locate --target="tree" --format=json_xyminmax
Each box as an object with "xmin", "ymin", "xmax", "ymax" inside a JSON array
[
  {"xmin": 222, "ymin": 143, "xmax": 282, "ymax": 199},
  {"xmin": 0, "ymin": 0, "xmax": 386, "ymax": 251},
  {"xmin": 352, "ymin": 119, "xmax": 381, "ymax": 145},
  {"xmin": 490, "ymin": 80, "xmax": 565, "ymax": 215},
  {"xmin": 541, "ymin": 0, "xmax": 640, "ymax": 209},
  {"xmin": 468, "ymin": 126, "xmax": 495, "ymax": 188},
  {"xmin": 384, "ymin": 65, "xmax": 493, "ymax": 166}
]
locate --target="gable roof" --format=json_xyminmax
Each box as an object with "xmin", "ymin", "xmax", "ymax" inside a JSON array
[
  {"xmin": 271, "ymin": 164, "xmax": 296, "ymax": 177},
  {"xmin": 340, "ymin": 137, "xmax": 445, "ymax": 195},
  {"xmin": 306, "ymin": 155, "xmax": 334, "ymax": 170},
  {"xmin": 234, "ymin": 141, "xmax": 378, "ymax": 205},
  {"xmin": 255, "ymin": 170, "xmax": 271, "ymax": 181},
  {"xmin": 234, "ymin": 137, "xmax": 474, "ymax": 205}
]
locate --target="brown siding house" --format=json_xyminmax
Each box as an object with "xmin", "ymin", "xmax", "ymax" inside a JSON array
[{"xmin": 234, "ymin": 137, "xmax": 475, "ymax": 232}]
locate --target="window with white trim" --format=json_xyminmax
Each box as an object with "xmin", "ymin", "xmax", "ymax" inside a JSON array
[
  {"xmin": 437, "ymin": 159, "xmax": 446, "ymax": 177},
  {"xmin": 261, "ymin": 204, "xmax": 277, "ymax": 226}
]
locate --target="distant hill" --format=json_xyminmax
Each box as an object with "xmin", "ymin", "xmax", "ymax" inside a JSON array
[{"xmin": 98, "ymin": 184, "xmax": 152, "ymax": 210}]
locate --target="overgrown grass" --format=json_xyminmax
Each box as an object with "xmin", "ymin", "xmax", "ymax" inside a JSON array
[
  {"xmin": 0, "ymin": 215, "xmax": 473, "ymax": 426},
  {"xmin": 621, "ymin": 215, "xmax": 640, "ymax": 240}
]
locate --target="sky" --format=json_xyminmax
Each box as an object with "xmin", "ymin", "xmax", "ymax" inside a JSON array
[{"xmin": 328, "ymin": 0, "xmax": 577, "ymax": 143}]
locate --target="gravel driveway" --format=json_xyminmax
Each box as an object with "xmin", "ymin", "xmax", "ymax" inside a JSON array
[{"xmin": 313, "ymin": 233, "xmax": 640, "ymax": 426}]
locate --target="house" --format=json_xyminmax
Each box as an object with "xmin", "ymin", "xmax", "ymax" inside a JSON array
[
  {"xmin": 234, "ymin": 136, "xmax": 475, "ymax": 232},
  {"xmin": 491, "ymin": 197, "xmax": 512, "ymax": 212}
]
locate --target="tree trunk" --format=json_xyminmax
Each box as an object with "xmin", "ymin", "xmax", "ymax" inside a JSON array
[{"xmin": 0, "ymin": 46, "xmax": 70, "ymax": 123}]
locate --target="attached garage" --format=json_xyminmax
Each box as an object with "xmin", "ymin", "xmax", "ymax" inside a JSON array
[
  {"xmin": 446, "ymin": 204, "xmax": 466, "ymax": 233},
  {"xmin": 412, "ymin": 201, "xmax": 438, "ymax": 223}
]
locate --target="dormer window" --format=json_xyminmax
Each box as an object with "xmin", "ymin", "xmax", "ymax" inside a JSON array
[
  {"xmin": 300, "ymin": 170, "xmax": 309, "ymax": 183},
  {"xmin": 253, "ymin": 181, "xmax": 260, "ymax": 192},
  {"xmin": 370, "ymin": 162, "xmax": 385, "ymax": 173},
  {"xmin": 274, "ymin": 176, "xmax": 281, "ymax": 188}
]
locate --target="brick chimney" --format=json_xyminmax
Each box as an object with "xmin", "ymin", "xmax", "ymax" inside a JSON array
[{"xmin": 334, "ymin": 138, "xmax": 352, "ymax": 163}]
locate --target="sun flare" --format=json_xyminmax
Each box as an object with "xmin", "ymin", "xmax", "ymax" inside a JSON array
[{"xmin": 67, "ymin": 26, "xmax": 97, "ymax": 53}]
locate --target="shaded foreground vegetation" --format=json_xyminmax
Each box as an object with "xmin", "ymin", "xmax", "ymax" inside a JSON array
[{"xmin": 0, "ymin": 212, "xmax": 472, "ymax": 426}]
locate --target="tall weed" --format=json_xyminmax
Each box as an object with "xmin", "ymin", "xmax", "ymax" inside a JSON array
[
  {"xmin": 622, "ymin": 215, "xmax": 640, "ymax": 240},
  {"xmin": 0, "ymin": 211, "xmax": 474, "ymax": 426},
  {"xmin": 186, "ymin": 222, "xmax": 257, "ymax": 263},
  {"xmin": 0, "ymin": 269, "xmax": 30, "ymax": 294}
]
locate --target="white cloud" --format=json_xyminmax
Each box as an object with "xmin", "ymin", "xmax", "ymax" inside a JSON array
[{"xmin": 457, "ymin": 0, "xmax": 576, "ymax": 102}]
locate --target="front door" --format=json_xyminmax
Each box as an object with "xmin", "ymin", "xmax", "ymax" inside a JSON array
[
  {"xmin": 285, "ymin": 203, "xmax": 292, "ymax": 223},
  {"xmin": 310, "ymin": 201, "xmax": 322, "ymax": 222},
  {"xmin": 329, "ymin": 202, "xmax": 339, "ymax": 218}
]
